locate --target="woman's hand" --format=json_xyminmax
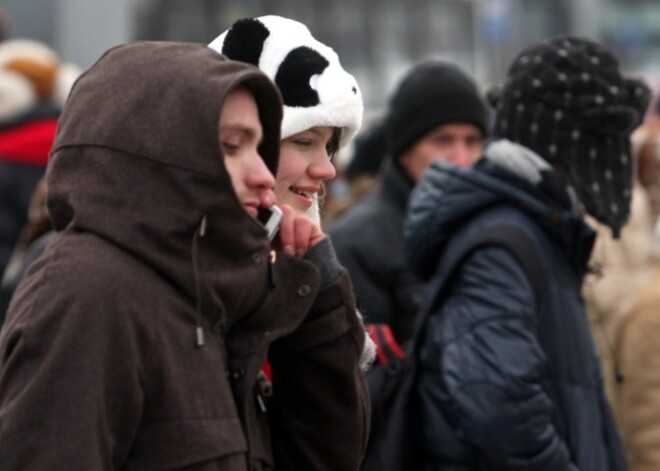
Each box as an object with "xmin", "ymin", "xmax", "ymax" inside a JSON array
[{"xmin": 275, "ymin": 204, "xmax": 325, "ymax": 257}]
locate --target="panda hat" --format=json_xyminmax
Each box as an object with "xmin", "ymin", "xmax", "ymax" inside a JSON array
[{"xmin": 209, "ymin": 15, "xmax": 363, "ymax": 149}]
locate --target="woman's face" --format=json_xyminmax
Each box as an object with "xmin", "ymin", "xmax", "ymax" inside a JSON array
[{"xmin": 275, "ymin": 126, "xmax": 338, "ymax": 214}]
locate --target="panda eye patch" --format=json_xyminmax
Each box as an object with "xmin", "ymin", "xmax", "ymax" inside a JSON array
[{"xmin": 275, "ymin": 46, "xmax": 329, "ymax": 107}]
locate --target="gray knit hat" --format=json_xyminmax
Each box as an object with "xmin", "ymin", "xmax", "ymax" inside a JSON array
[{"xmin": 491, "ymin": 36, "xmax": 650, "ymax": 236}]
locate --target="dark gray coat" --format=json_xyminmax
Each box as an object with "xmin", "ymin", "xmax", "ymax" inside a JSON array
[{"xmin": 329, "ymin": 162, "xmax": 423, "ymax": 343}]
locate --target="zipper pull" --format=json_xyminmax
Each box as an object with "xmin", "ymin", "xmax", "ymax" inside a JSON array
[
  {"xmin": 195, "ymin": 326, "xmax": 205, "ymax": 347},
  {"xmin": 254, "ymin": 370, "xmax": 273, "ymax": 413},
  {"xmin": 268, "ymin": 250, "xmax": 277, "ymax": 289},
  {"xmin": 255, "ymin": 389, "xmax": 267, "ymax": 413}
]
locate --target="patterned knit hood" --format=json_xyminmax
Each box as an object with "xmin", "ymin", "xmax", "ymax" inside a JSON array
[{"xmin": 490, "ymin": 36, "xmax": 649, "ymax": 237}]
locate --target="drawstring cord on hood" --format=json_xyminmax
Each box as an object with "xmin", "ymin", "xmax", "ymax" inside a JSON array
[
  {"xmin": 189, "ymin": 216, "xmax": 277, "ymax": 350},
  {"xmin": 192, "ymin": 215, "xmax": 208, "ymax": 348}
]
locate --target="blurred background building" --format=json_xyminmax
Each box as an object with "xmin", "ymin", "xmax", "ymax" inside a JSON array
[{"xmin": 2, "ymin": 0, "xmax": 659, "ymax": 121}]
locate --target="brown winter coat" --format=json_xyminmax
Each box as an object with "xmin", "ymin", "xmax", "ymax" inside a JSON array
[
  {"xmin": 0, "ymin": 42, "xmax": 369, "ymax": 470},
  {"xmin": 615, "ymin": 262, "xmax": 660, "ymax": 471}
]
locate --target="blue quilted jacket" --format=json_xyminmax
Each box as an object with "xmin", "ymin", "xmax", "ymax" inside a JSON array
[{"xmin": 405, "ymin": 140, "xmax": 627, "ymax": 471}]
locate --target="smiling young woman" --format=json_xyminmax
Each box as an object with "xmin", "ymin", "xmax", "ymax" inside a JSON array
[
  {"xmin": 276, "ymin": 126, "xmax": 341, "ymax": 214},
  {"xmin": 208, "ymin": 16, "xmax": 377, "ymax": 469},
  {"xmin": 209, "ymin": 15, "xmax": 362, "ymax": 224}
]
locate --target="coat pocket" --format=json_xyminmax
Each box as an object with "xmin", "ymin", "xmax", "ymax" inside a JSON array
[{"xmin": 124, "ymin": 417, "xmax": 247, "ymax": 470}]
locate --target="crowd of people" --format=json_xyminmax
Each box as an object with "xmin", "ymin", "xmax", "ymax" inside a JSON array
[{"xmin": 0, "ymin": 11, "xmax": 659, "ymax": 471}]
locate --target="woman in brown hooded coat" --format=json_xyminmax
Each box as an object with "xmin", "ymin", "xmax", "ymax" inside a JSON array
[{"xmin": 0, "ymin": 42, "xmax": 369, "ymax": 470}]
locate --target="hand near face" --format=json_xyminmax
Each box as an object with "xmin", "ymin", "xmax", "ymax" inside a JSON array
[{"xmin": 275, "ymin": 204, "xmax": 325, "ymax": 257}]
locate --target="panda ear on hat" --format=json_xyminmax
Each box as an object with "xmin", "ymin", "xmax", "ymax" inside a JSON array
[
  {"xmin": 209, "ymin": 15, "xmax": 363, "ymax": 148},
  {"xmin": 213, "ymin": 18, "xmax": 269, "ymax": 67}
]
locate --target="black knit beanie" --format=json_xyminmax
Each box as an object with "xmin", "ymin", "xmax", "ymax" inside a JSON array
[
  {"xmin": 387, "ymin": 60, "xmax": 489, "ymax": 162},
  {"xmin": 491, "ymin": 36, "xmax": 650, "ymax": 236}
]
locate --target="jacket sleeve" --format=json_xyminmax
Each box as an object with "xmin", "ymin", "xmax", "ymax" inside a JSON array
[
  {"xmin": 0, "ymin": 286, "xmax": 143, "ymax": 470},
  {"xmin": 330, "ymin": 224, "xmax": 397, "ymax": 326},
  {"xmin": 422, "ymin": 246, "xmax": 578, "ymax": 470},
  {"xmin": 268, "ymin": 240, "xmax": 370, "ymax": 471}
]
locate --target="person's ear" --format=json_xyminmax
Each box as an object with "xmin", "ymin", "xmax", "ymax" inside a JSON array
[{"xmin": 397, "ymin": 151, "xmax": 417, "ymax": 182}]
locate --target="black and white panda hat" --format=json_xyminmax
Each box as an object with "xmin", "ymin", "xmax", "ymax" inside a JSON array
[{"xmin": 209, "ymin": 15, "xmax": 363, "ymax": 149}]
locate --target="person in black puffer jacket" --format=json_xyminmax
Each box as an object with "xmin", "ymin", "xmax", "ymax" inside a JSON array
[{"xmin": 405, "ymin": 36, "xmax": 650, "ymax": 470}]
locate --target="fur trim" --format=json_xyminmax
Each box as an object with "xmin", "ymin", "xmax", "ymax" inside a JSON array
[
  {"xmin": 0, "ymin": 40, "xmax": 81, "ymax": 121},
  {"xmin": 209, "ymin": 15, "xmax": 363, "ymax": 149},
  {"xmin": 0, "ymin": 39, "xmax": 58, "ymax": 68},
  {"xmin": 356, "ymin": 309, "xmax": 377, "ymax": 371},
  {"xmin": 0, "ymin": 69, "xmax": 37, "ymax": 121},
  {"xmin": 305, "ymin": 194, "xmax": 322, "ymax": 226},
  {"xmin": 53, "ymin": 62, "xmax": 83, "ymax": 108},
  {"xmin": 485, "ymin": 138, "xmax": 552, "ymax": 185},
  {"xmin": 0, "ymin": 40, "xmax": 59, "ymax": 101}
]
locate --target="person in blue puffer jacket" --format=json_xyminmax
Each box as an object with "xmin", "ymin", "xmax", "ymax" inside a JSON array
[{"xmin": 404, "ymin": 36, "xmax": 650, "ymax": 470}]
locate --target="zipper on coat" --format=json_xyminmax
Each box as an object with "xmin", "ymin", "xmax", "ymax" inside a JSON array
[
  {"xmin": 192, "ymin": 215, "xmax": 207, "ymax": 347},
  {"xmin": 268, "ymin": 250, "xmax": 277, "ymax": 288},
  {"xmin": 254, "ymin": 370, "xmax": 273, "ymax": 413}
]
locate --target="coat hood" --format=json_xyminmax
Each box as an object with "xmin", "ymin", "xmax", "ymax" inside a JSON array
[
  {"xmin": 47, "ymin": 41, "xmax": 283, "ymax": 327},
  {"xmin": 405, "ymin": 139, "xmax": 595, "ymax": 280}
]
